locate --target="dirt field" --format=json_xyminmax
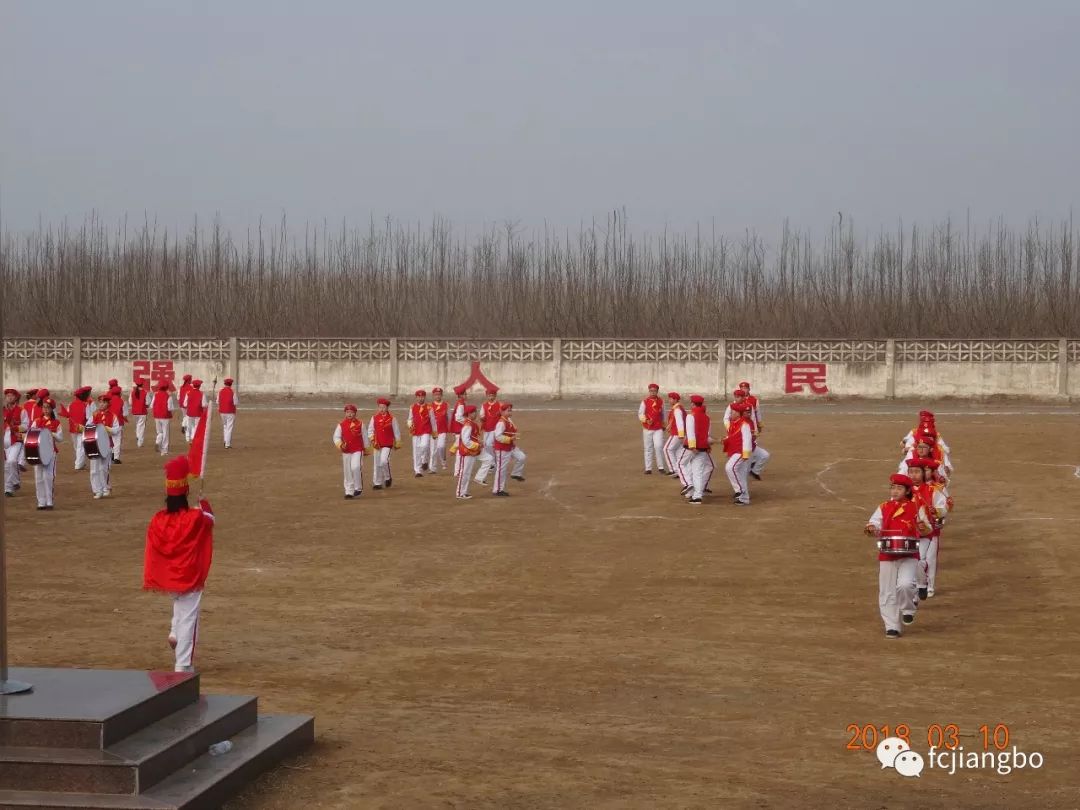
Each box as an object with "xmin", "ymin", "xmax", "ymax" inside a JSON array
[{"xmin": 6, "ymin": 399, "xmax": 1080, "ymax": 809}]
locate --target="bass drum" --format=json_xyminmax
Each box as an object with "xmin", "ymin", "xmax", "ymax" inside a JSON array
[
  {"xmin": 25, "ymin": 428, "xmax": 56, "ymax": 466},
  {"xmin": 83, "ymin": 423, "xmax": 109, "ymax": 460}
]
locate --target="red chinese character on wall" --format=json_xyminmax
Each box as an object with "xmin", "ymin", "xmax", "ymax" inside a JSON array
[
  {"xmin": 454, "ymin": 360, "xmax": 499, "ymax": 393},
  {"xmin": 784, "ymin": 362, "xmax": 828, "ymax": 394},
  {"xmin": 133, "ymin": 359, "xmax": 176, "ymax": 388}
]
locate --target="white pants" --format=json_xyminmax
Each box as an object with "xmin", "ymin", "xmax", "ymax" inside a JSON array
[
  {"xmin": 5, "ymin": 444, "xmax": 22, "ymax": 493},
  {"xmin": 74, "ymin": 432, "xmax": 87, "ymax": 470},
  {"xmin": 429, "ymin": 432, "xmax": 447, "ymax": 472},
  {"xmin": 134, "ymin": 415, "xmax": 147, "ymax": 447},
  {"xmin": 342, "ymin": 451, "xmax": 364, "ymax": 494},
  {"xmin": 475, "ymin": 434, "xmax": 496, "ymax": 483},
  {"xmin": 170, "ymin": 590, "xmax": 203, "ymax": 670},
  {"xmin": 33, "ymin": 460, "xmax": 56, "ymax": 507},
  {"xmin": 918, "ymin": 537, "xmax": 940, "ymax": 595},
  {"xmin": 879, "ymin": 558, "xmax": 919, "ymax": 632},
  {"xmin": 90, "ymin": 452, "xmax": 112, "ymax": 496},
  {"xmin": 642, "ymin": 429, "xmax": 665, "ymax": 471},
  {"xmin": 112, "ymin": 425, "xmax": 124, "ymax": 460},
  {"xmin": 492, "ymin": 448, "xmax": 526, "ymax": 493},
  {"xmin": 452, "ymin": 435, "xmax": 462, "ymax": 475},
  {"xmin": 182, "ymin": 415, "xmax": 191, "ymax": 441},
  {"xmin": 221, "ymin": 413, "xmax": 235, "ymax": 447},
  {"xmin": 685, "ymin": 451, "xmax": 714, "ymax": 499},
  {"xmin": 412, "ymin": 434, "xmax": 432, "ymax": 474},
  {"xmin": 372, "ymin": 447, "xmax": 393, "ymax": 486},
  {"xmin": 725, "ymin": 454, "xmax": 750, "ymax": 503},
  {"xmin": 455, "ymin": 455, "xmax": 476, "ymax": 497},
  {"xmin": 155, "ymin": 419, "xmax": 171, "ymax": 455},
  {"xmin": 184, "ymin": 416, "xmax": 197, "ymax": 443},
  {"xmin": 664, "ymin": 436, "xmax": 687, "ymax": 484},
  {"xmin": 749, "ymin": 445, "xmax": 771, "ymax": 475}
]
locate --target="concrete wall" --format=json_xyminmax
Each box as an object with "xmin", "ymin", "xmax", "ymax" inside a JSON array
[{"xmin": 3, "ymin": 339, "xmax": 1077, "ymax": 400}]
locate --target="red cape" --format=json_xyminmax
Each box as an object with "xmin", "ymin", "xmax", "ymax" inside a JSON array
[{"xmin": 143, "ymin": 508, "xmax": 214, "ymax": 593}]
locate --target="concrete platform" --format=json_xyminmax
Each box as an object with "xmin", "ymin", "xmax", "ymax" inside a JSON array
[{"xmin": 0, "ymin": 668, "xmax": 313, "ymax": 810}]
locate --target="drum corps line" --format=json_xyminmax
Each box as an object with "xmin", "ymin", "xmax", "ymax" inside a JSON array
[{"xmin": 3, "ymin": 376, "xmax": 239, "ymax": 508}]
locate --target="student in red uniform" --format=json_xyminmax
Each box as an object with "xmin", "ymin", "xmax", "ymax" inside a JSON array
[
  {"xmin": 681, "ymin": 395, "xmax": 714, "ymax": 505},
  {"xmin": 129, "ymin": 379, "xmax": 150, "ymax": 448},
  {"xmin": 474, "ymin": 386, "xmax": 503, "ymax": 485},
  {"xmin": 108, "ymin": 385, "xmax": 129, "ymax": 462},
  {"xmin": 143, "ymin": 455, "xmax": 215, "ymax": 673},
  {"xmin": 67, "ymin": 387, "xmax": 93, "ymax": 470},
  {"xmin": 738, "ymin": 381, "xmax": 764, "ymax": 433},
  {"xmin": 491, "ymin": 402, "xmax": 526, "ymax": 496},
  {"xmin": 905, "ymin": 457, "xmax": 949, "ymax": 600},
  {"xmin": 722, "ymin": 401, "xmax": 754, "ymax": 505},
  {"xmin": 30, "ymin": 398, "xmax": 63, "ymax": 510},
  {"xmin": 367, "ymin": 397, "xmax": 401, "ymax": 489},
  {"xmin": 638, "ymin": 383, "xmax": 666, "ymax": 474},
  {"xmin": 333, "ymin": 404, "xmax": 369, "ymax": 498},
  {"xmin": 152, "ymin": 382, "xmax": 177, "ymax": 455},
  {"xmin": 184, "ymin": 380, "xmax": 207, "ymax": 443},
  {"xmin": 408, "ymin": 389, "xmax": 437, "ymax": 477},
  {"xmin": 218, "ymin": 378, "xmax": 238, "ymax": 449},
  {"xmin": 864, "ymin": 473, "xmax": 933, "ymax": 638},
  {"xmin": 19, "ymin": 389, "xmax": 44, "ymax": 469},
  {"xmin": 452, "ymin": 404, "xmax": 482, "ymax": 500},
  {"xmin": 663, "ymin": 392, "xmax": 687, "ymax": 486},
  {"xmin": 88, "ymin": 393, "xmax": 121, "ymax": 499},
  {"xmin": 451, "ymin": 385, "xmax": 469, "ymax": 475},
  {"xmin": 428, "ymin": 387, "xmax": 450, "ymax": 473},
  {"xmin": 4, "ymin": 388, "xmax": 29, "ymax": 496}
]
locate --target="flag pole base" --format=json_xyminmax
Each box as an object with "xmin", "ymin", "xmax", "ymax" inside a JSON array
[{"xmin": 0, "ymin": 677, "xmax": 33, "ymax": 695}]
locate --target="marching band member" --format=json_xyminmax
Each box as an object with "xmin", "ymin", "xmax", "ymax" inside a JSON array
[
  {"xmin": 178, "ymin": 374, "xmax": 194, "ymax": 438},
  {"xmin": 143, "ymin": 455, "xmax": 215, "ymax": 673},
  {"xmin": 88, "ymin": 393, "xmax": 121, "ymax": 499},
  {"xmin": 681, "ymin": 394, "xmax": 714, "ymax": 505},
  {"xmin": 900, "ymin": 412, "xmax": 952, "ymax": 476},
  {"xmin": 183, "ymin": 380, "xmax": 207, "ymax": 443},
  {"xmin": 451, "ymin": 385, "xmax": 469, "ymax": 475},
  {"xmin": 19, "ymin": 388, "xmax": 43, "ymax": 468},
  {"xmin": 452, "ymin": 404, "xmax": 481, "ymax": 500},
  {"xmin": 899, "ymin": 431, "xmax": 952, "ymax": 482},
  {"xmin": 474, "ymin": 386, "xmax": 502, "ymax": 485},
  {"xmin": 663, "ymin": 392, "xmax": 688, "ymax": 486},
  {"xmin": 738, "ymin": 381, "xmax": 764, "ymax": 433},
  {"xmin": 864, "ymin": 473, "xmax": 933, "ymax": 638},
  {"xmin": 428, "ymin": 387, "xmax": 450, "ymax": 473},
  {"xmin": 407, "ymin": 389, "xmax": 437, "ymax": 477},
  {"xmin": 367, "ymin": 397, "xmax": 401, "ymax": 489},
  {"xmin": 638, "ymin": 383, "xmax": 666, "ymax": 474},
  {"xmin": 67, "ymin": 387, "xmax": 93, "ymax": 470},
  {"xmin": 129, "ymin": 379, "xmax": 149, "ymax": 448},
  {"xmin": 218, "ymin": 378, "xmax": 238, "ymax": 449},
  {"xmin": 152, "ymin": 381, "xmax": 177, "ymax": 455},
  {"xmin": 906, "ymin": 457, "xmax": 949, "ymax": 600},
  {"xmin": 722, "ymin": 388, "xmax": 748, "ymax": 430},
  {"xmin": 334, "ymin": 404, "xmax": 369, "ymax": 498},
  {"xmin": 721, "ymin": 401, "xmax": 754, "ymax": 505},
  {"xmin": 4, "ymin": 388, "xmax": 28, "ymax": 496},
  {"xmin": 30, "ymin": 398, "xmax": 63, "ymax": 510},
  {"xmin": 108, "ymin": 385, "xmax": 129, "ymax": 463},
  {"xmin": 491, "ymin": 402, "xmax": 525, "ymax": 496}
]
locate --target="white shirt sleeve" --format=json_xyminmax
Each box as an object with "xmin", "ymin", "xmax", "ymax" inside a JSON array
[
  {"xmin": 407, "ymin": 408, "xmax": 415, "ymax": 429},
  {"xmin": 739, "ymin": 423, "xmax": 752, "ymax": 457},
  {"xmin": 429, "ymin": 408, "xmax": 439, "ymax": 433},
  {"xmin": 461, "ymin": 423, "xmax": 474, "ymax": 447},
  {"xmin": 901, "ymin": 430, "xmax": 915, "ymax": 451},
  {"xmin": 493, "ymin": 420, "xmax": 506, "ymax": 443},
  {"xmin": 754, "ymin": 400, "xmax": 764, "ymax": 425},
  {"xmin": 866, "ymin": 506, "xmax": 884, "ymax": 531},
  {"xmin": 638, "ymin": 400, "xmax": 646, "ymax": 423},
  {"xmin": 723, "ymin": 405, "xmax": 733, "ymax": 430},
  {"xmin": 674, "ymin": 408, "xmax": 685, "ymax": 438},
  {"xmin": 332, "ymin": 424, "xmax": 343, "ymax": 447},
  {"xmin": 366, "ymin": 417, "xmax": 376, "ymax": 442},
  {"xmin": 392, "ymin": 415, "xmax": 401, "ymax": 442},
  {"xmin": 53, "ymin": 425, "xmax": 64, "ymax": 443},
  {"xmin": 685, "ymin": 412, "xmax": 698, "ymax": 449},
  {"xmin": 454, "ymin": 404, "xmax": 465, "ymax": 425}
]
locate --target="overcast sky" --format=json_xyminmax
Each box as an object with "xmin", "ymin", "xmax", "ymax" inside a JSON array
[{"xmin": 3, "ymin": 1, "xmax": 1078, "ymax": 239}]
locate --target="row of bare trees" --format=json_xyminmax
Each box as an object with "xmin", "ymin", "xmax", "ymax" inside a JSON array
[{"xmin": 1, "ymin": 212, "xmax": 1077, "ymax": 337}]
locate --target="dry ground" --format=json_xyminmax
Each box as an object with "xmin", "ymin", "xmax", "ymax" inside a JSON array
[{"xmin": 6, "ymin": 400, "xmax": 1080, "ymax": 809}]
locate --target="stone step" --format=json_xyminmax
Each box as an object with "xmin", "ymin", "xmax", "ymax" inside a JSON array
[{"xmin": 0, "ymin": 714, "xmax": 313, "ymax": 810}]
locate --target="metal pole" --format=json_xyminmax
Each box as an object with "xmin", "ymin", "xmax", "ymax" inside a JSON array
[{"xmin": 0, "ymin": 338, "xmax": 33, "ymax": 693}]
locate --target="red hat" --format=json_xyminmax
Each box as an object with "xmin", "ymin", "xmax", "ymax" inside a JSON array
[
  {"xmin": 75, "ymin": 385, "xmax": 92, "ymax": 395},
  {"xmin": 918, "ymin": 410, "xmax": 934, "ymax": 420},
  {"xmin": 45, "ymin": 397, "xmax": 57, "ymax": 408},
  {"xmin": 110, "ymin": 386, "xmax": 121, "ymax": 395},
  {"xmin": 667, "ymin": 392, "xmax": 681, "ymax": 401},
  {"xmin": 182, "ymin": 374, "xmax": 192, "ymax": 381},
  {"xmin": 344, "ymin": 403, "xmax": 358, "ymax": 412},
  {"xmin": 730, "ymin": 400, "xmax": 748, "ymax": 412},
  {"xmin": 224, "ymin": 378, "xmax": 234, "ymax": 385},
  {"xmin": 25, "ymin": 388, "xmax": 39, "ymax": 397},
  {"xmin": 97, "ymin": 392, "xmax": 111, "ymax": 402},
  {"xmin": 134, "ymin": 378, "xmax": 146, "ymax": 386},
  {"xmin": 164, "ymin": 456, "xmax": 191, "ymax": 496},
  {"xmin": 432, "ymin": 387, "xmax": 443, "ymax": 394},
  {"xmin": 377, "ymin": 397, "xmax": 391, "ymax": 406},
  {"xmin": 890, "ymin": 473, "xmax": 914, "ymax": 489},
  {"xmin": 904, "ymin": 457, "xmax": 926, "ymax": 468},
  {"xmin": 501, "ymin": 402, "xmax": 514, "ymax": 411},
  {"xmin": 733, "ymin": 388, "xmax": 746, "ymax": 397},
  {"xmin": 690, "ymin": 394, "xmax": 705, "ymax": 405},
  {"xmin": 414, "ymin": 389, "xmax": 426, "ymax": 396},
  {"xmin": 37, "ymin": 388, "xmax": 50, "ymax": 399},
  {"xmin": 158, "ymin": 382, "xmax": 169, "ymax": 391},
  {"xmin": 453, "ymin": 384, "xmax": 467, "ymax": 396},
  {"xmin": 464, "ymin": 404, "xmax": 477, "ymax": 414},
  {"xmin": 108, "ymin": 379, "xmax": 118, "ymax": 387},
  {"xmin": 192, "ymin": 379, "xmax": 203, "ymax": 388},
  {"xmin": 923, "ymin": 458, "xmax": 941, "ymax": 470},
  {"xmin": 647, "ymin": 382, "xmax": 660, "ymax": 390},
  {"xmin": 486, "ymin": 386, "xmax": 500, "ymax": 395},
  {"xmin": 3, "ymin": 389, "xmax": 18, "ymax": 397},
  {"xmin": 739, "ymin": 381, "xmax": 751, "ymax": 389},
  {"xmin": 916, "ymin": 431, "xmax": 936, "ymax": 445}
]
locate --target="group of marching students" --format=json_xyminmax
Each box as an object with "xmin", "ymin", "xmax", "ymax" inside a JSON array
[
  {"xmin": 333, "ymin": 384, "xmax": 525, "ymax": 501},
  {"xmin": 2, "ymin": 375, "xmax": 238, "ymax": 508},
  {"xmin": 864, "ymin": 409, "xmax": 955, "ymax": 638},
  {"xmin": 639, "ymin": 381, "xmax": 771, "ymax": 505}
]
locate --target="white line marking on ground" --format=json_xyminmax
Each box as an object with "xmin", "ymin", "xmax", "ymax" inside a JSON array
[{"xmin": 815, "ymin": 457, "xmax": 897, "ymax": 511}]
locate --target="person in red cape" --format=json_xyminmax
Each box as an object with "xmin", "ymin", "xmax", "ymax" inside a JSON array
[{"xmin": 144, "ymin": 455, "xmax": 215, "ymax": 673}]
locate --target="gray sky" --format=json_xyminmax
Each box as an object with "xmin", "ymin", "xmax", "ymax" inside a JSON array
[{"xmin": 3, "ymin": 0, "xmax": 1078, "ymax": 239}]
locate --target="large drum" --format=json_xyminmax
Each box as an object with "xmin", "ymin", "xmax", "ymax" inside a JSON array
[
  {"xmin": 877, "ymin": 531, "xmax": 919, "ymax": 557},
  {"xmin": 24, "ymin": 428, "xmax": 55, "ymax": 466},
  {"xmin": 83, "ymin": 423, "xmax": 109, "ymax": 460}
]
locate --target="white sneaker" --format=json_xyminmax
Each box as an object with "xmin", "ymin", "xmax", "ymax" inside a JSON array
[
  {"xmin": 102, "ymin": 490, "xmax": 111, "ymax": 497},
  {"xmin": 457, "ymin": 494, "xmax": 473, "ymax": 500},
  {"xmin": 94, "ymin": 493, "xmax": 103, "ymax": 499},
  {"xmin": 174, "ymin": 664, "xmax": 195, "ymax": 673}
]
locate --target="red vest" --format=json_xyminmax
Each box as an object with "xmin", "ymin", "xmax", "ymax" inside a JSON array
[
  {"xmin": 723, "ymin": 418, "xmax": 754, "ymax": 455},
  {"xmin": 687, "ymin": 407, "xmax": 710, "ymax": 451},
  {"xmin": 457, "ymin": 420, "xmax": 481, "ymax": 456},
  {"xmin": 338, "ymin": 418, "xmax": 366, "ymax": 453},
  {"xmin": 109, "ymin": 393, "xmax": 127, "ymax": 424},
  {"xmin": 481, "ymin": 401, "xmax": 501, "ymax": 432},
  {"xmin": 4, "ymin": 405, "xmax": 24, "ymax": 442},
  {"xmin": 641, "ymin": 396, "xmax": 664, "ymax": 430},
  {"xmin": 451, "ymin": 398, "xmax": 466, "ymax": 434},
  {"xmin": 151, "ymin": 391, "xmax": 173, "ymax": 419},
  {"xmin": 218, "ymin": 387, "xmax": 236, "ymax": 414},
  {"xmin": 666, "ymin": 403, "xmax": 685, "ymax": 436},
  {"xmin": 67, "ymin": 398, "xmax": 89, "ymax": 433},
  {"xmin": 410, "ymin": 402, "xmax": 433, "ymax": 436},
  {"xmin": 93, "ymin": 409, "xmax": 118, "ymax": 446},
  {"xmin": 179, "ymin": 383, "xmax": 192, "ymax": 408},
  {"xmin": 494, "ymin": 416, "xmax": 517, "ymax": 451},
  {"xmin": 876, "ymin": 499, "xmax": 922, "ymax": 562},
  {"xmin": 186, "ymin": 390, "xmax": 205, "ymax": 418},
  {"xmin": 431, "ymin": 401, "xmax": 449, "ymax": 433},
  {"xmin": 130, "ymin": 387, "xmax": 148, "ymax": 415},
  {"xmin": 371, "ymin": 412, "xmax": 396, "ymax": 449}
]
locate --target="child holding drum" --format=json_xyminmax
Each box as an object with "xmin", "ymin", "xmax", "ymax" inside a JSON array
[{"xmin": 27, "ymin": 398, "xmax": 63, "ymax": 510}]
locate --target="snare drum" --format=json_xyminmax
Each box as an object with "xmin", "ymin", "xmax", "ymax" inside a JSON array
[
  {"xmin": 83, "ymin": 423, "xmax": 109, "ymax": 459},
  {"xmin": 24, "ymin": 428, "xmax": 55, "ymax": 466},
  {"xmin": 877, "ymin": 533, "xmax": 919, "ymax": 557}
]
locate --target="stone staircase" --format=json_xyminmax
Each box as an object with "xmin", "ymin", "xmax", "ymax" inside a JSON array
[{"xmin": 0, "ymin": 668, "xmax": 313, "ymax": 809}]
